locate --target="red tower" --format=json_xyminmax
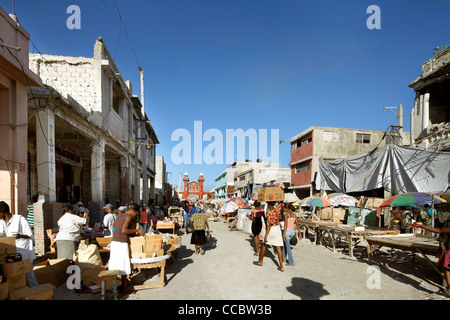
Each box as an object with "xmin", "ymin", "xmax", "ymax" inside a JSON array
[
  {"xmin": 198, "ymin": 173, "xmax": 205, "ymax": 197},
  {"xmin": 181, "ymin": 172, "xmax": 209, "ymax": 201},
  {"xmin": 183, "ymin": 172, "xmax": 189, "ymax": 195}
]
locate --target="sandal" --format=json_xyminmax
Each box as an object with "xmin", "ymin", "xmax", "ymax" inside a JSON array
[
  {"xmin": 277, "ymin": 267, "xmax": 284, "ymax": 272},
  {"xmin": 253, "ymin": 261, "xmax": 263, "ymax": 267}
]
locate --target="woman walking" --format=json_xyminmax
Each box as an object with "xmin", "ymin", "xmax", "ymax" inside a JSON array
[
  {"xmin": 254, "ymin": 202, "xmax": 284, "ymax": 271},
  {"xmin": 282, "ymin": 203, "xmax": 302, "ymax": 266},
  {"xmin": 251, "ymin": 201, "xmax": 265, "ymax": 256},
  {"xmin": 108, "ymin": 203, "xmax": 145, "ymax": 295},
  {"xmin": 190, "ymin": 207, "xmax": 211, "ymax": 255}
]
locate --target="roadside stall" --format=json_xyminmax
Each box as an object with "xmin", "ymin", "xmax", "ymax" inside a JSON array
[{"xmin": 168, "ymin": 206, "xmax": 184, "ymax": 227}]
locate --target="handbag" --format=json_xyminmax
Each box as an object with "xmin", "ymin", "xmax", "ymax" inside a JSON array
[
  {"xmin": 206, "ymin": 231, "xmax": 212, "ymax": 243},
  {"xmin": 290, "ymin": 234, "xmax": 298, "ymax": 246},
  {"xmin": 438, "ymin": 250, "xmax": 450, "ymax": 268},
  {"xmin": 186, "ymin": 223, "xmax": 195, "ymax": 234}
]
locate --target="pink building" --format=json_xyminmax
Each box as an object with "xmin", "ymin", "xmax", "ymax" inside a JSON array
[{"xmin": 0, "ymin": 6, "xmax": 41, "ymax": 215}]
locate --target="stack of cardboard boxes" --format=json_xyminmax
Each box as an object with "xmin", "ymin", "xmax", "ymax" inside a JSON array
[
  {"xmin": 0, "ymin": 237, "xmax": 56, "ymax": 300},
  {"xmin": 130, "ymin": 234, "xmax": 164, "ymax": 259}
]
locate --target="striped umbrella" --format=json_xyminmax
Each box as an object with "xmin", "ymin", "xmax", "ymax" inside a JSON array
[
  {"xmin": 306, "ymin": 197, "xmax": 332, "ymax": 207},
  {"xmin": 379, "ymin": 192, "xmax": 446, "ymax": 208},
  {"xmin": 326, "ymin": 193, "xmax": 357, "ymax": 207}
]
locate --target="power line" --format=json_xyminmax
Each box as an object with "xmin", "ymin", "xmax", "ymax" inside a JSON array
[{"xmin": 111, "ymin": 0, "xmax": 141, "ymax": 68}]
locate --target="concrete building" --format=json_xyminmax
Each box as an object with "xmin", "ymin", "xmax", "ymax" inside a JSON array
[
  {"xmin": 232, "ymin": 161, "xmax": 291, "ymax": 199},
  {"xmin": 214, "ymin": 167, "xmax": 236, "ymax": 199},
  {"xmin": 155, "ymin": 156, "xmax": 167, "ymax": 205},
  {"xmin": 289, "ymin": 126, "xmax": 410, "ymax": 198},
  {"xmin": 409, "ymin": 46, "xmax": 450, "ymax": 151},
  {"xmin": 28, "ymin": 37, "xmax": 158, "ymax": 210},
  {"xmin": 0, "ymin": 7, "xmax": 42, "ymax": 215}
]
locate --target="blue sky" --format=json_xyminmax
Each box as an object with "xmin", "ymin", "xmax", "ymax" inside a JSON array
[{"xmin": 3, "ymin": 0, "xmax": 450, "ymax": 190}]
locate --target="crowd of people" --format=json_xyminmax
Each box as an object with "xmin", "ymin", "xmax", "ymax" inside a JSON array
[{"xmin": 1, "ymin": 195, "xmax": 450, "ymax": 297}]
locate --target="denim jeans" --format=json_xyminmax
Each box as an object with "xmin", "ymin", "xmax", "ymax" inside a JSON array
[{"xmin": 282, "ymin": 229, "xmax": 296, "ymax": 265}]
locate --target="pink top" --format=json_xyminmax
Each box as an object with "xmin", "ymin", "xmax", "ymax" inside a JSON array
[{"xmin": 286, "ymin": 216, "xmax": 295, "ymax": 230}]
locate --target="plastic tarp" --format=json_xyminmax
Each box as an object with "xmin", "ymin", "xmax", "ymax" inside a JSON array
[{"xmin": 315, "ymin": 144, "xmax": 450, "ymax": 194}]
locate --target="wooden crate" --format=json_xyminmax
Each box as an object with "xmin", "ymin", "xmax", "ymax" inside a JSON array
[{"xmin": 9, "ymin": 283, "xmax": 55, "ymax": 300}]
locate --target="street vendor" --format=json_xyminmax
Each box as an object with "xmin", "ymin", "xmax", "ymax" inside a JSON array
[
  {"xmin": 389, "ymin": 207, "xmax": 403, "ymax": 230},
  {"xmin": 108, "ymin": 203, "xmax": 145, "ymax": 295},
  {"xmin": 55, "ymin": 204, "xmax": 88, "ymax": 260},
  {"xmin": 410, "ymin": 221, "xmax": 450, "ymax": 296},
  {"xmin": 0, "ymin": 201, "xmax": 39, "ymax": 287},
  {"xmin": 102, "ymin": 204, "xmax": 117, "ymax": 237}
]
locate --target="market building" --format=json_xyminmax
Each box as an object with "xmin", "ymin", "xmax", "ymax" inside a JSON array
[
  {"xmin": 289, "ymin": 126, "xmax": 410, "ymax": 198},
  {"xmin": 409, "ymin": 46, "xmax": 450, "ymax": 151},
  {"xmin": 231, "ymin": 160, "xmax": 291, "ymax": 200},
  {"xmin": 0, "ymin": 7, "xmax": 42, "ymax": 216},
  {"xmin": 27, "ymin": 37, "xmax": 158, "ymax": 254}
]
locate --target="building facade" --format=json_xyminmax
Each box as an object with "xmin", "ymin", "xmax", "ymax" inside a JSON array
[
  {"xmin": 409, "ymin": 46, "xmax": 450, "ymax": 151},
  {"xmin": 214, "ymin": 167, "xmax": 236, "ymax": 199},
  {"xmin": 289, "ymin": 126, "xmax": 410, "ymax": 198},
  {"xmin": 232, "ymin": 161, "xmax": 291, "ymax": 199},
  {"xmin": 0, "ymin": 7, "xmax": 42, "ymax": 215},
  {"xmin": 28, "ymin": 37, "xmax": 158, "ymax": 211}
]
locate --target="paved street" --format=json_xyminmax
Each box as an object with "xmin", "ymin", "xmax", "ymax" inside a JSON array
[{"xmin": 54, "ymin": 215, "xmax": 449, "ymax": 301}]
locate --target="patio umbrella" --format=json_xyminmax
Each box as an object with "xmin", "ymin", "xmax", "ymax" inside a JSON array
[
  {"xmin": 295, "ymin": 195, "xmax": 315, "ymax": 207},
  {"xmin": 306, "ymin": 197, "xmax": 332, "ymax": 207},
  {"xmin": 220, "ymin": 202, "xmax": 239, "ymax": 213},
  {"xmin": 326, "ymin": 193, "xmax": 357, "ymax": 207},
  {"xmin": 379, "ymin": 192, "xmax": 446, "ymax": 208},
  {"xmin": 284, "ymin": 193, "xmax": 300, "ymax": 203},
  {"xmin": 226, "ymin": 197, "xmax": 247, "ymax": 207}
]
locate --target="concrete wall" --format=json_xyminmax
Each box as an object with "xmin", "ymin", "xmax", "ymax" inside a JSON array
[{"xmin": 0, "ymin": 7, "xmax": 41, "ymax": 215}]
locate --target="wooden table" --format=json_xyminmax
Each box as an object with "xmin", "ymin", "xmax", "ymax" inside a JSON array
[
  {"xmin": 316, "ymin": 225, "xmax": 399, "ymax": 258},
  {"xmin": 364, "ymin": 233, "xmax": 443, "ymax": 277},
  {"xmin": 156, "ymin": 221, "xmax": 176, "ymax": 234},
  {"xmin": 297, "ymin": 218, "xmax": 339, "ymax": 244},
  {"xmin": 129, "ymin": 260, "xmax": 167, "ymax": 290}
]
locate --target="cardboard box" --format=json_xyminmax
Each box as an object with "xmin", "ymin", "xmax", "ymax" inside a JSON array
[
  {"xmin": 0, "ymin": 237, "xmax": 16, "ymax": 264},
  {"xmin": 33, "ymin": 259, "xmax": 69, "ymax": 288},
  {"xmin": 130, "ymin": 236, "xmax": 163, "ymax": 255},
  {"xmin": 48, "ymin": 259, "xmax": 69, "ymax": 287},
  {"xmin": 33, "ymin": 265, "xmax": 55, "ymax": 286},
  {"xmin": 6, "ymin": 274, "xmax": 26, "ymax": 293},
  {"xmin": 258, "ymin": 187, "xmax": 284, "ymax": 202},
  {"xmin": 0, "ymin": 281, "xmax": 8, "ymax": 300},
  {"xmin": 131, "ymin": 249, "xmax": 164, "ymax": 259},
  {"xmin": 2, "ymin": 259, "xmax": 31, "ymax": 278},
  {"xmin": 9, "ymin": 283, "xmax": 55, "ymax": 300}
]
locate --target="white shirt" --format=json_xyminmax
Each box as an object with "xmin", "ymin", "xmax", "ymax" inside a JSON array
[
  {"xmin": 0, "ymin": 215, "xmax": 35, "ymax": 261},
  {"xmin": 55, "ymin": 213, "xmax": 87, "ymax": 242},
  {"xmin": 102, "ymin": 213, "xmax": 116, "ymax": 237}
]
